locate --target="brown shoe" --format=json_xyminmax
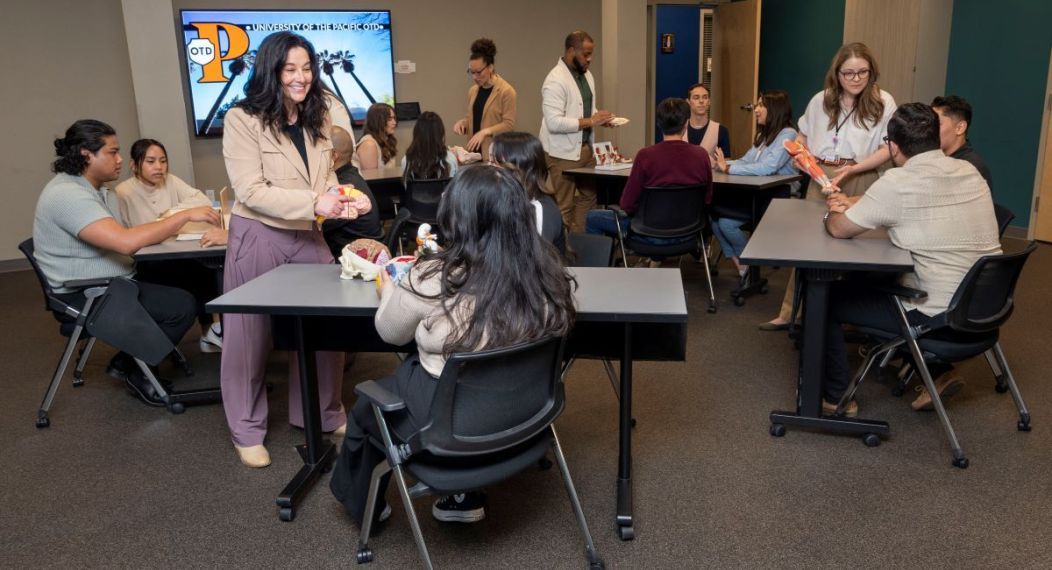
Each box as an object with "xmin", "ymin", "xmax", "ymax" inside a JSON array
[
  {"xmin": 912, "ymin": 372, "xmax": 964, "ymax": 411},
  {"xmin": 822, "ymin": 399, "xmax": 858, "ymax": 418}
]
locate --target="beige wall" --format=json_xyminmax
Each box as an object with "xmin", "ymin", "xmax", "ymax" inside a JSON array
[
  {"xmin": 169, "ymin": 0, "xmax": 603, "ymax": 190},
  {"xmin": 0, "ymin": 0, "xmax": 140, "ymax": 261}
]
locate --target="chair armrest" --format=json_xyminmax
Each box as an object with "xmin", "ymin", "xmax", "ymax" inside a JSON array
[
  {"xmin": 355, "ymin": 380, "xmax": 407, "ymax": 412},
  {"xmin": 872, "ymin": 282, "xmax": 928, "ymax": 300},
  {"xmin": 63, "ymin": 277, "xmax": 113, "ymax": 290}
]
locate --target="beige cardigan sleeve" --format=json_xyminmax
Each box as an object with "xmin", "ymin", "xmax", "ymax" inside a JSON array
[
  {"xmin": 222, "ymin": 107, "xmax": 316, "ymax": 222},
  {"xmin": 168, "ymin": 174, "xmax": 212, "ymax": 210}
]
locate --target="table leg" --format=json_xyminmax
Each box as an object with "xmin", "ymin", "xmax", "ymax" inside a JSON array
[
  {"xmin": 769, "ymin": 269, "xmax": 890, "ymax": 438},
  {"xmin": 275, "ymin": 315, "xmax": 337, "ymax": 521},
  {"xmin": 615, "ymin": 323, "xmax": 635, "ymax": 540}
]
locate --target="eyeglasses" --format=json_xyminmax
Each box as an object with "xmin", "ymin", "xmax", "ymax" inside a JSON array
[
  {"xmin": 882, "ymin": 135, "xmax": 889, "ymax": 144},
  {"xmin": 839, "ymin": 68, "xmax": 871, "ymax": 81},
  {"xmin": 466, "ymin": 66, "xmax": 490, "ymax": 77}
]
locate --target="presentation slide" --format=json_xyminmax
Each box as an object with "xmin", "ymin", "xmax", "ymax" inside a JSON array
[{"xmin": 180, "ymin": 10, "xmax": 395, "ymax": 136}]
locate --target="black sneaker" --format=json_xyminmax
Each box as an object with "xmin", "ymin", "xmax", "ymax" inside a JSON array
[
  {"xmin": 432, "ymin": 492, "xmax": 486, "ymax": 523},
  {"xmin": 125, "ymin": 367, "xmax": 167, "ymax": 407},
  {"xmin": 106, "ymin": 353, "xmax": 135, "ymax": 382}
]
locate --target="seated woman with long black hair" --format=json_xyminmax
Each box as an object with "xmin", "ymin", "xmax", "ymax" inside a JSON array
[
  {"xmin": 710, "ymin": 89, "xmax": 799, "ymax": 282},
  {"xmin": 401, "ymin": 110, "xmax": 458, "ymax": 181},
  {"xmin": 330, "ymin": 165, "xmax": 576, "ymax": 525},
  {"xmin": 490, "ymin": 131, "xmax": 566, "ymax": 253}
]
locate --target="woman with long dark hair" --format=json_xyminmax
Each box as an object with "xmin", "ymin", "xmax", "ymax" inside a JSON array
[
  {"xmin": 331, "ymin": 165, "xmax": 576, "ymax": 526},
  {"xmin": 490, "ymin": 131, "xmax": 565, "ymax": 253},
  {"xmin": 711, "ymin": 90, "xmax": 799, "ymax": 279},
  {"xmin": 221, "ymin": 31, "xmax": 368, "ymax": 468},
  {"xmin": 401, "ymin": 111, "xmax": 457, "ymax": 180},
  {"xmin": 355, "ymin": 102, "xmax": 398, "ymax": 170},
  {"xmin": 452, "ymin": 38, "xmax": 517, "ymax": 161},
  {"xmin": 116, "ymin": 138, "xmax": 226, "ymax": 352}
]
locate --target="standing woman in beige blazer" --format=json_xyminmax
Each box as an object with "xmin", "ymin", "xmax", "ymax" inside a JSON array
[
  {"xmin": 452, "ymin": 38, "xmax": 517, "ymax": 162},
  {"xmin": 222, "ymin": 31, "xmax": 367, "ymax": 468}
]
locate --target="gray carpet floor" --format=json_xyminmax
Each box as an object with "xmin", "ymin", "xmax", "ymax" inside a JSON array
[{"xmin": 2, "ymin": 239, "xmax": 1051, "ymax": 569}]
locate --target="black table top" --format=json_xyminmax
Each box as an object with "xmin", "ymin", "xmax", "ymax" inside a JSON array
[
  {"xmin": 740, "ymin": 199, "xmax": 914, "ymax": 272},
  {"xmin": 207, "ymin": 264, "xmax": 688, "ymax": 323}
]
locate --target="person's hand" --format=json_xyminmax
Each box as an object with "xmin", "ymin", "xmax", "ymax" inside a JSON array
[
  {"xmin": 713, "ymin": 147, "xmax": 729, "ymax": 173},
  {"xmin": 375, "ymin": 266, "xmax": 391, "ymax": 299},
  {"xmin": 466, "ymin": 130, "xmax": 487, "ymax": 152},
  {"xmin": 453, "ymin": 119, "xmax": 467, "ymax": 135},
  {"xmin": 830, "ymin": 163, "xmax": 855, "ymax": 188},
  {"xmin": 315, "ymin": 192, "xmax": 351, "ymax": 219},
  {"xmin": 826, "ymin": 193, "xmax": 858, "ymax": 214},
  {"xmin": 591, "ymin": 110, "xmax": 614, "ymax": 127},
  {"xmin": 200, "ymin": 227, "xmax": 228, "ymax": 247},
  {"xmin": 185, "ymin": 206, "xmax": 221, "ymax": 225}
]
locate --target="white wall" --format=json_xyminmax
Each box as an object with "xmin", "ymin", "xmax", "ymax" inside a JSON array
[{"xmin": 0, "ymin": 0, "xmax": 140, "ymax": 262}]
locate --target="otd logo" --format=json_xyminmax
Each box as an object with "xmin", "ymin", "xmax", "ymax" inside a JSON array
[{"xmin": 186, "ymin": 23, "xmax": 250, "ymax": 83}]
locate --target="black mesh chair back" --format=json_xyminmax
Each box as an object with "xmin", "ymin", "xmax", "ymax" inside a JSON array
[
  {"xmin": 407, "ymin": 335, "xmax": 566, "ymax": 457},
  {"xmin": 630, "ymin": 185, "xmax": 706, "ymax": 239},
  {"xmin": 402, "ymin": 177, "xmax": 450, "ymax": 225},
  {"xmin": 18, "ymin": 238, "xmax": 72, "ymax": 320},
  {"xmin": 942, "ymin": 242, "xmax": 1036, "ymax": 334},
  {"xmin": 994, "ymin": 202, "xmax": 1015, "ymax": 238},
  {"xmin": 567, "ymin": 232, "xmax": 613, "ymax": 267}
]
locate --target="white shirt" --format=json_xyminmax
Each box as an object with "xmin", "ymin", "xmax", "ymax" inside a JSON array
[{"xmin": 799, "ymin": 89, "xmax": 896, "ymax": 161}]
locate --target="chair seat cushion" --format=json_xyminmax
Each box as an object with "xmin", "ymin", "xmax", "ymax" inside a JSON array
[
  {"xmin": 405, "ymin": 430, "xmax": 553, "ymax": 495},
  {"xmin": 624, "ymin": 236, "xmax": 696, "ymax": 258},
  {"xmin": 857, "ymin": 326, "xmax": 998, "ymax": 362}
]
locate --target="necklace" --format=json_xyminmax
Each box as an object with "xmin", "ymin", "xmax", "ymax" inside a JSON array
[{"xmin": 832, "ymin": 106, "xmax": 856, "ymax": 150}]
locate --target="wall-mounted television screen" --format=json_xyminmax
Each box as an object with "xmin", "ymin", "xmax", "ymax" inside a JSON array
[{"xmin": 179, "ymin": 10, "xmax": 395, "ymax": 137}]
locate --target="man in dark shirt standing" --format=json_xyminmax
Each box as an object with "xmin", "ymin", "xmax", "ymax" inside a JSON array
[
  {"xmin": 321, "ymin": 126, "xmax": 385, "ymax": 260},
  {"xmin": 932, "ymin": 95, "xmax": 992, "ymax": 190},
  {"xmin": 584, "ymin": 97, "xmax": 712, "ymax": 248}
]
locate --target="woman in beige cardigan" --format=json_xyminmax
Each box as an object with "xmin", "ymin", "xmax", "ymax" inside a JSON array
[{"xmin": 452, "ymin": 38, "xmax": 517, "ymax": 161}]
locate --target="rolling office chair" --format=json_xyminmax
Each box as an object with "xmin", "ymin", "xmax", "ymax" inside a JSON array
[
  {"xmin": 20, "ymin": 238, "xmax": 219, "ymax": 427},
  {"xmin": 608, "ymin": 184, "xmax": 718, "ymax": 313},
  {"xmin": 388, "ymin": 177, "xmax": 450, "ymax": 255},
  {"xmin": 352, "ymin": 336, "xmax": 603, "ymax": 569},
  {"xmin": 833, "ymin": 243, "xmax": 1037, "ymax": 468}
]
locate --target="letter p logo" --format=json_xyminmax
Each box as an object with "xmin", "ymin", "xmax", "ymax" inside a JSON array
[{"xmin": 189, "ymin": 23, "xmax": 250, "ymax": 83}]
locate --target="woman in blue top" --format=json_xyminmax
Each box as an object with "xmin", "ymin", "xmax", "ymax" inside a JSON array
[{"xmin": 710, "ymin": 89, "xmax": 798, "ymax": 279}]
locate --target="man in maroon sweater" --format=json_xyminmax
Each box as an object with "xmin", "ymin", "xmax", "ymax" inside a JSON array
[{"xmin": 584, "ymin": 97, "xmax": 712, "ymax": 242}]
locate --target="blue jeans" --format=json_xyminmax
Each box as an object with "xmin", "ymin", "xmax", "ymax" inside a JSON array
[
  {"xmin": 584, "ymin": 209, "xmax": 692, "ymax": 246},
  {"xmin": 711, "ymin": 217, "xmax": 748, "ymax": 258}
]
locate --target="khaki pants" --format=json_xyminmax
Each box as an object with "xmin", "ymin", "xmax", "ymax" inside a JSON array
[
  {"xmin": 775, "ymin": 164, "xmax": 881, "ymax": 321},
  {"xmin": 546, "ymin": 144, "xmax": 595, "ymax": 233}
]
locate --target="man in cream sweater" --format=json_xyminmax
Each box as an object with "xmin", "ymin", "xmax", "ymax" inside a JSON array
[{"xmin": 539, "ymin": 30, "xmax": 614, "ymax": 232}]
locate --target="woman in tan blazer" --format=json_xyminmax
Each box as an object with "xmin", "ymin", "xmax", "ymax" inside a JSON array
[
  {"xmin": 221, "ymin": 31, "xmax": 369, "ymax": 468},
  {"xmin": 452, "ymin": 38, "xmax": 517, "ymax": 161}
]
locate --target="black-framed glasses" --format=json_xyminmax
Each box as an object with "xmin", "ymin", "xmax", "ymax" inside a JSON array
[
  {"xmin": 882, "ymin": 135, "xmax": 890, "ymax": 144},
  {"xmin": 466, "ymin": 65, "xmax": 490, "ymax": 77},
  {"xmin": 839, "ymin": 68, "xmax": 871, "ymax": 81}
]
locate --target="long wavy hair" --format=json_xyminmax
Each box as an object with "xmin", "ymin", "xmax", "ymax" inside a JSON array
[
  {"xmin": 754, "ymin": 90, "xmax": 797, "ymax": 147},
  {"xmin": 363, "ymin": 103, "xmax": 397, "ymax": 164},
  {"xmin": 408, "ymin": 165, "xmax": 576, "ymax": 356},
  {"xmin": 236, "ymin": 32, "xmax": 328, "ymax": 143},
  {"xmin": 822, "ymin": 42, "xmax": 885, "ymax": 130},
  {"xmin": 490, "ymin": 132, "xmax": 548, "ymax": 201},
  {"xmin": 404, "ymin": 111, "xmax": 449, "ymax": 180}
]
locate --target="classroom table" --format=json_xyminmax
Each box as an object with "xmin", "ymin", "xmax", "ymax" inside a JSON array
[
  {"xmin": 133, "ymin": 238, "xmax": 226, "ymax": 262},
  {"xmin": 359, "ymin": 166, "xmax": 404, "ymax": 219},
  {"xmin": 359, "ymin": 165, "xmax": 403, "ymax": 184},
  {"xmin": 740, "ymin": 199, "xmax": 913, "ymax": 442},
  {"xmin": 207, "ymin": 264, "xmax": 687, "ymax": 539}
]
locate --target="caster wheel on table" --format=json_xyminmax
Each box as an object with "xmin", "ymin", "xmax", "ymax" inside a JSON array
[
  {"xmin": 356, "ymin": 548, "xmax": 374, "ymax": 564},
  {"xmin": 862, "ymin": 433, "xmax": 881, "ymax": 447},
  {"xmin": 995, "ymin": 383, "xmax": 1009, "ymax": 394},
  {"xmin": 732, "ymin": 295, "xmax": 745, "ymax": 307},
  {"xmin": 35, "ymin": 415, "xmax": 51, "ymax": 429},
  {"xmin": 589, "ymin": 559, "xmax": 605, "ymax": 570},
  {"xmin": 707, "ymin": 302, "xmax": 718, "ymax": 314},
  {"xmin": 618, "ymin": 525, "xmax": 635, "ymax": 540},
  {"xmin": 167, "ymin": 401, "xmax": 185, "ymax": 415},
  {"xmin": 279, "ymin": 507, "xmax": 296, "ymax": 522},
  {"xmin": 73, "ymin": 376, "xmax": 84, "ymax": 387},
  {"xmin": 770, "ymin": 423, "xmax": 786, "ymax": 437},
  {"xmin": 1018, "ymin": 419, "xmax": 1032, "ymax": 432},
  {"xmin": 952, "ymin": 456, "xmax": 969, "ymax": 469}
]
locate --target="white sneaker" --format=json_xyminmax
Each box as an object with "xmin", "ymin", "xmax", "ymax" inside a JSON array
[{"xmin": 200, "ymin": 323, "xmax": 223, "ymax": 353}]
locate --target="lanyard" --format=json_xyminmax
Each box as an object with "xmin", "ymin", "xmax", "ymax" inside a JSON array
[{"xmin": 831, "ymin": 106, "xmax": 856, "ymax": 159}]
